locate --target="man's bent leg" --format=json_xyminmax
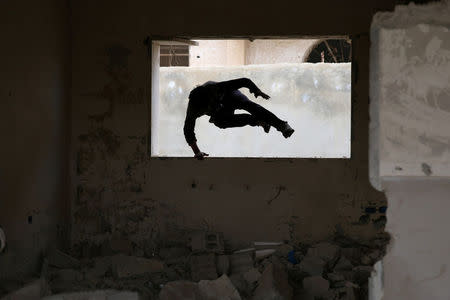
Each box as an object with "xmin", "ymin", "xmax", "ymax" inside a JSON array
[{"xmin": 212, "ymin": 114, "xmax": 258, "ymax": 129}]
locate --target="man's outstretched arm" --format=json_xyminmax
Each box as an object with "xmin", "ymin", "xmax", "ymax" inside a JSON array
[
  {"xmin": 184, "ymin": 107, "xmax": 209, "ymax": 160},
  {"xmin": 217, "ymin": 78, "xmax": 270, "ymax": 99}
]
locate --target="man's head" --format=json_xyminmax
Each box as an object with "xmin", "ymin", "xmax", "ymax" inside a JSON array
[{"xmin": 188, "ymin": 85, "xmax": 207, "ymax": 102}]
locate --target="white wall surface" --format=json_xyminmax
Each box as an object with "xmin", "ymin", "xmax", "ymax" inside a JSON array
[
  {"xmin": 189, "ymin": 40, "xmax": 246, "ymax": 66},
  {"xmin": 370, "ymin": 2, "xmax": 450, "ymax": 188},
  {"xmin": 382, "ymin": 178, "xmax": 450, "ymax": 300},
  {"xmin": 156, "ymin": 63, "xmax": 351, "ymax": 158},
  {"xmin": 245, "ymin": 39, "xmax": 319, "ymax": 64}
]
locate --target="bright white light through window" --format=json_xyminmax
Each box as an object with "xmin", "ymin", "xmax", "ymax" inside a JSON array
[{"xmin": 152, "ymin": 38, "xmax": 351, "ymax": 158}]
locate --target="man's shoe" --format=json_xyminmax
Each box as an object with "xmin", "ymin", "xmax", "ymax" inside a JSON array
[{"xmin": 281, "ymin": 122, "xmax": 294, "ymax": 138}]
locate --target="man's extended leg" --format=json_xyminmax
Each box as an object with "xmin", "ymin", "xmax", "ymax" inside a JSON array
[{"xmin": 231, "ymin": 91, "xmax": 294, "ymax": 137}]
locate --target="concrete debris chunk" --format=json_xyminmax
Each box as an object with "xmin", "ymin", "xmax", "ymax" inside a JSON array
[
  {"xmin": 252, "ymin": 262, "xmax": 293, "ymax": 300},
  {"xmin": 360, "ymin": 255, "xmax": 372, "ymax": 265},
  {"xmin": 297, "ymin": 256, "xmax": 326, "ymax": 276},
  {"xmin": 111, "ymin": 254, "xmax": 164, "ymax": 278},
  {"xmin": 198, "ymin": 274, "xmax": 242, "ymax": 300},
  {"xmin": 327, "ymin": 272, "xmax": 345, "ymax": 283},
  {"xmin": 229, "ymin": 273, "xmax": 250, "ymax": 297},
  {"xmin": 334, "ymin": 256, "xmax": 353, "ymax": 272},
  {"xmin": 275, "ymin": 244, "xmax": 294, "ymax": 257},
  {"xmin": 216, "ymin": 255, "xmax": 230, "ymax": 276},
  {"xmin": 353, "ymin": 266, "xmax": 373, "ymax": 284},
  {"xmin": 340, "ymin": 248, "xmax": 361, "ymax": 265},
  {"xmin": 189, "ymin": 231, "xmax": 224, "ymax": 253},
  {"xmin": 190, "ymin": 253, "xmax": 218, "ymax": 282},
  {"xmin": 109, "ymin": 238, "xmax": 133, "ymax": 255},
  {"xmin": 242, "ymin": 267, "xmax": 261, "ymax": 287},
  {"xmin": 333, "ymin": 286, "xmax": 356, "ymax": 300},
  {"xmin": 159, "ymin": 281, "xmax": 201, "ymax": 300},
  {"xmin": 51, "ymin": 269, "xmax": 83, "ymax": 282},
  {"xmin": 230, "ymin": 252, "xmax": 254, "ymax": 274},
  {"xmin": 48, "ymin": 248, "xmax": 81, "ymax": 269},
  {"xmin": 42, "ymin": 289, "xmax": 140, "ymax": 300},
  {"xmin": 306, "ymin": 242, "xmax": 340, "ymax": 263},
  {"xmin": 1, "ymin": 279, "xmax": 43, "ymax": 300},
  {"xmin": 254, "ymin": 242, "xmax": 283, "ymax": 250},
  {"xmin": 159, "ymin": 246, "xmax": 189, "ymax": 260},
  {"xmin": 302, "ymin": 276, "xmax": 330, "ymax": 299},
  {"xmin": 86, "ymin": 256, "xmax": 112, "ymax": 279},
  {"xmin": 255, "ymin": 249, "xmax": 276, "ymax": 260}
]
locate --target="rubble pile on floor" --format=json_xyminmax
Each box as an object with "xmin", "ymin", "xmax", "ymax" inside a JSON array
[{"xmin": 0, "ymin": 231, "xmax": 389, "ymax": 300}]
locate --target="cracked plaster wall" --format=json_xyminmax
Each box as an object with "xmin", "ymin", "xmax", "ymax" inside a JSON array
[{"xmin": 70, "ymin": 0, "xmax": 396, "ymax": 257}]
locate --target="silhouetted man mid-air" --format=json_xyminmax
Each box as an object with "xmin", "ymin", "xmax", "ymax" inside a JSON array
[{"xmin": 184, "ymin": 78, "xmax": 295, "ymax": 159}]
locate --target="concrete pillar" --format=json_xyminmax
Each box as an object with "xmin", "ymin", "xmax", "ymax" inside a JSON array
[{"xmin": 369, "ymin": 2, "xmax": 450, "ymax": 299}]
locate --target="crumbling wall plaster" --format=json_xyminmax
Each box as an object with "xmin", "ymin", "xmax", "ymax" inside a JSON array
[{"xmin": 370, "ymin": 1, "xmax": 450, "ymax": 188}]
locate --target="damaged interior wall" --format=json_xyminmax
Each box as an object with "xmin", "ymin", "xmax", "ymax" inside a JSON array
[
  {"xmin": 0, "ymin": 0, "xmax": 71, "ymax": 280},
  {"xmin": 370, "ymin": 2, "xmax": 450, "ymax": 299},
  {"xmin": 0, "ymin": 0, "xmax": 401, "ymax": 287},
  {"xmin": 70, "ymin": 0, "xmax": 395, "ymax": 256}
]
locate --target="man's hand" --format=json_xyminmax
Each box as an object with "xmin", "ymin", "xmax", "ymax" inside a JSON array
[
  {"xmin": 190, "ymin": 142, "xmax": 209, "ymax": 160},
  {"xmin": 194, "ymin": 152, "xmax": 209, "ymax": 160},
  {"xmin": 251, "ymin": 88, "xmax": 270, "ymax": 100}
]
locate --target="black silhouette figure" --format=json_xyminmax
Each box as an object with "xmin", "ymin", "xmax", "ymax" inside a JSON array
[{"xmin": 184, "ymin": 78, "xmax": 294, "ymax": 159}]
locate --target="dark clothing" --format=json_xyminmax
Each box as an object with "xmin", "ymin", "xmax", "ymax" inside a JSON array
[{"xmin": 183, "ymin": 78, "xmax": 285, "ymax": 145}]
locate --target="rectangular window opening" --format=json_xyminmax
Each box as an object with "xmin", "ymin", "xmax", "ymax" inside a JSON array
[{"xmin": 151, "ymin": 38, "xmax": 352, "ymax": 158}]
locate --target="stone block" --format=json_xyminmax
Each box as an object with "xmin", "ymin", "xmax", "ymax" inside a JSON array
[
  {"xmin": 190, "ymin": 253, "xmax": 218, "ymax": 282},
  {"xmin": 109, "ymin": 238, "xmax": 133, "ymax": 255},
  {"xmin": 306, "ymin": 242, "xmax": 340, "ymax": 263},
  {"xmin": 242, "ymin": 267, "xmax": 261, "ymax": 287},
  {"xmin": 111, "ymin": 255, "xmax": 164, "ymax": 278},
  {"xmin": 353, "ymin": 266, "xmax": 373, "ymax": 284},
  {"xmin": 189, "ymin": 231, "xmax": 224, "ymax": 253},
  {"xmin": 51, "ymin": 269, "xmax": 83, "ymax": 282},
  {"xmin": 42, "ymin": 290, "xmax": 141, "ymax": 300},
  {"xmin": 198, "ymin": 274, "xmax": 241, "ymax": 300},
  {"xmin": 275, "ymin": 244, "xmax": 294, "ymax": 257},
  {"xmin": 252, "ymin": 262, "xmax": 293, "ymax": 300},
  {"xmin": 332, "ymin": 286, "xmax": 356, "ymax": 300},
  {"xmin": 216, "ymin": 255, "xmax": 230, "ymax": 276},
  {"xmin": 0, "ymin": 279, "xmax": 43, "ymax": 300},
  {"xmin": 48, "ymin": 249, "xmax": 81, "ymax": 269},
  {"xmin": 229, "ymin": 273, "xmax": 250, "ymax": 297},
  {"xmin": 86, "ymin": 256, "xmax": 112, "ymax": 278},
  {"xmin": 230, "ymin": 252, "xmax": 254, "ymax": 275},
  {"xmin": 302, "ymin": 276, "xmax": 330, "ymax": 299},
  {"xmin": 297, "ymin": 256, "xmax": 326, "ymax": 276},
  {"xmin": 334, "ymin": 257, "xmax": 353, "ymax": 272},
  {"xmin": 159, "ymin": 281, "xmax": 201, "ymax": 300},
  {"xmin": 327, "ymin": 272, "xmax": 345, "ymax": 282},
  {"xmin": 159, "ymin": 247, "xmax": 189, "ymax": 260}
]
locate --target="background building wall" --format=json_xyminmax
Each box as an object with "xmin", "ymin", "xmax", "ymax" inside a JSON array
[
  {"xmin": 245, "ymin": 39, "xmax": 319, "ymax": 64},
  {"xmin": 189, "ymin": 40, "xmax": 246, "ymax": 66},
  {"xmin": 157, "ymin": 63, "xmax": 351, "ymax": 158}
]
